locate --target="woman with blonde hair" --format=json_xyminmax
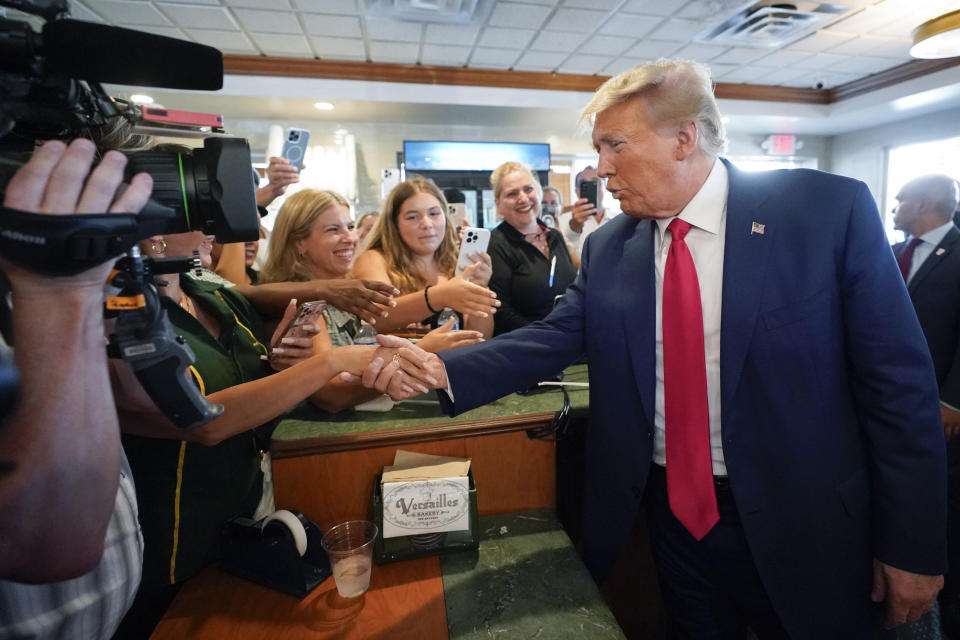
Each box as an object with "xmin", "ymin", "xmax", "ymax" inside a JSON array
[
  {"xmin": 353, "ymin": 178, "xmax": 498, "ymax": 337},
  {"xmin": 487, "ymin": 161, "xmax": 576, "ymax": 335},
  {"xmin": 261, "ymin": 187, "xmax": 486, "ymax": 410}
]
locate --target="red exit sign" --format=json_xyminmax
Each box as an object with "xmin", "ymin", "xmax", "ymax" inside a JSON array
[{"xmin": 770, "ymin": 135, "xmax": 795, "ymax": 155}]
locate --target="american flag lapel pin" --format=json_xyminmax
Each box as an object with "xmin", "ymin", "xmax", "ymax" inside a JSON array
[{"xmin": 751, "ymin": 221, "xmax": 765, "ymax": 235}]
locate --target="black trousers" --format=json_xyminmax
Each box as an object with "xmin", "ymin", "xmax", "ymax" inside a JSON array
[{"xmin": 644, "ymin": 465, "xmax": 789, "ymax": 640}]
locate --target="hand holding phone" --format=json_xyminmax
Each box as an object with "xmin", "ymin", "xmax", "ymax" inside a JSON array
[
  {"xmin": 455, "ymin": 227, "xmax": 491, "ymax": 275},
  {"xmin": 579, "ymin": 180, "xmax": 599, "ymax": 213},
  {"xmin": 281, "ymin": 128, "xmax": 310, "ymax": 170},
  {"xmin": 270, "ymin": 300, "xmax": 325, "ymax": 358}
]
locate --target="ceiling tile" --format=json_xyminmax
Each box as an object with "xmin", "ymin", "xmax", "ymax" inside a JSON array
[
  {"xmin": 232, "ymin": 8, "xmax": 302, "ymax": 33},
  {"xmin": 789, "ymin": 30, "xmax": 857, "ymax": 53},
  {"xmin": 758, "ymin": 67, "xmax": 814, "ymax": 86},
  {"xmin": 487, "ymin": 2, "xmax": 552, "ymax": 29},
  {"xmin": 83, "ymin": 0, "xmax": 173, "ymax": 26},
  {"xmin": 750, "ymin": 49, "xmax": 813, "ymax": 68},
  {"xmin": 514, "ymin": 49, "xmax": 567, "ymax": 70},
  {"xmin": 707, "ymin": 63, "xmax": 740, "ymax": 80},
  {"xmin": 311, "ymin": 35, "xmax": 366, "ymax": 58},
  {"xmin": 710, "ymin": 47, "xmax": 768, "ymax": 65},
  {"xmin": 530, "ymin": 30, "xmax": 585, "ymax": 51},
  {"xmin": 368, "ymin": 40, "xmax": 419, "ymax": 63},
  {"xmin": 604, "ymin": 57, "xmax": 644, "ymax": 75},
  {"xmin": 470, "ymin": 47, "xmax": 521, "ymax": 66},
  {"xmin": 720, "ymin": 66, "xmax": 776, "ymax": 84},
  {"xmin": 67, "ymin": 0, "xmax": 106, "ymax": 21},
  {"xmin": 507, "ymin": 0, "xmax": 558, "ymax": 4},
  {"xmin": 301, "ymin": 13, "xmax": 362, "ymax": 37},
  {"xmin": 646, "ymin": 18, "xmax": 707, "ymax": 43},
  {"xmin": 478, "ymin": 26, "xmax": 535, "ymax": 48},
  {"xmin": 828, "ymin": 55, "xmax": 899, "ymax": 75},
  {"xmin": 223, "ymin": 0, "xmax": 291, "ymax": 9},
  {"xmin": 577, "ymin": 35, "xmax": 634, "ymax": 56},
  {"xmin": 132, "ymin": 25, "xmax": 189, "ymax": 39},
  {"xmin": 789, "ymin": 53, "xmax": 847, "ymax": 70},
  {"xmin": 619, "ymin": 0, "xmax": 677, "ymax": 17},
  {"xmin": 824, "ymin": 6, "xmax": 900, "ymax": 34},
  {"xmin": 558, "ymin": 54, "xmax": 613, "ymax": 74},
  {"xmin": 293, "ymin": 0, "xmax": 359, "ymax": 13},
  {"xmin": 421, "ymin": 44, "xmax": 472, "ymax": 66},
  {"xmin": 157, "ymin": 4, "xmax": 237, "ymax": 30},
  {"xmin": 544, "ymin": 8, "xmax": 608, "ymax": 33},
  {"xmin": 563, "ymin": 0, "xmax": 619, "ymax": 8},
  {"xmin": 364, "ymin": 19, "xmax": 421, "ymax": 42},
  {"xmin": 424, "ymin": 23, "xmax": 480, "ymax": 46},
  {"xmin": 249, "ymin": 32, "xmax": 313, "ymax": 57},
  {"xmin": 669, "ymin": 43, "xmax": 727, "ymax": 61},
  {"xmin": 624, "ymin": 39, "xmax": 679, "ymax": 59},
  {"xmin": 184, "ymin": 28, "xmax": 258, "ymax": 53},
  {"xmin": 597, "ymin": 12, "xmax": 661, "ymax": 37},
  {"xmin": 151, "ymin": 0, "xmax": 220, "ymax": 5},
  {"xmin": 858, "ymin": 37, "xmax": 912, "ymax": 60}
]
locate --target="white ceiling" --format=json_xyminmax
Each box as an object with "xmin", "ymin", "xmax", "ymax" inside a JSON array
[{"xmin": 44, "ymin": 0, "xmax": 960, "ymax": 138}]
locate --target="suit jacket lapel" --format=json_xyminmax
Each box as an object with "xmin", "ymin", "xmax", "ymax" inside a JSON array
[
  {"xmin": 620, "ymin": 217, "xmax": 656, "ymax": 426},
  {"xmin": 720, "ymin": 160, "xmax": 777, "ymax": 417},
  {"xmin": 908, "ymin": 226, "xmax": 960, "ymax": 294}
]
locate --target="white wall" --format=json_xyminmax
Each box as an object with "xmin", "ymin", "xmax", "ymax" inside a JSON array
[{"xmin": 831, "ymin": 106, "xmax": 960, "ymax": 211}]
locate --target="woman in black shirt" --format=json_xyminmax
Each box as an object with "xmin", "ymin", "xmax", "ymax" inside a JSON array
[{"xmin": 488, "ymin": 162, "xmax": 577, "ymax": 335}]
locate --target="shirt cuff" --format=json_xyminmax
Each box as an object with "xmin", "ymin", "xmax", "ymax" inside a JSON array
[{"xmin": 942, "ymin": 400, "xmax": 960, "ymax": 413}]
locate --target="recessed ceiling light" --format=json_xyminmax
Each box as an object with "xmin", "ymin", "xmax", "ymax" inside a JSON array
[
  {"xmin": 130, "ymin": 94, "xmax": 154, "ymax": 104},
  {"xmin": 314, "ymin": 102, "xmax": 335, "ymax": 111}
]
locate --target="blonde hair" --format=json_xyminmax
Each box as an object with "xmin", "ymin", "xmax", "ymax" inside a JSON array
[
  {"xmin": 363, "ymin": 178, "xmax": 458, "ymax": 294},
  {"xmin": 259, "ymin": 189, "xmax": 350, "ymax": 283},
  {"xmin": 490, "ymin": 161, "xmax": 542, "ymax": 201},
  {"xmin": 580, "ymin": 59, "xmax": 727, "ymax": 158}
]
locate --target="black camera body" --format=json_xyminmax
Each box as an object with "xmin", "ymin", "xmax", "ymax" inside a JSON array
[{"xmin": 0, "ymin": 0, "xmax": 259, "ymax": 428}]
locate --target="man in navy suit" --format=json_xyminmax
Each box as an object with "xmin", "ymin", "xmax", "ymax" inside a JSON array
[
  {"xmin": 365, "ymin": 60, "xmax": 946, "ymax": 638},
  {"xmin": 892, "ymin": 174, "xmax": 960, "ymax": 635}
]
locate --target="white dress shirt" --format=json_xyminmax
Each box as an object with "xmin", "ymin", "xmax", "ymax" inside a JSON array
[
  {"xmin": 652, "ymin": 159, "xmax": 729, "ymax": 476},
  {"xmin": 905, "ymin": 219, "xmax": 955, "ymax": 284}
]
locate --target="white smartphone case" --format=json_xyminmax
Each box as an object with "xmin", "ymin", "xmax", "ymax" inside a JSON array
[{"xmin": 455, "ymin": 227, "xmax": 490, "ymax": 275}]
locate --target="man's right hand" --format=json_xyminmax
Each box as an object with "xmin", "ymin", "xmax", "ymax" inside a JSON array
[
  {"xmin": 942, "ymin": 404, "xmax": 960, "ymax": 440},
  {"xmin": 568, "ymin": 197, "xmax": 597, "ymax": 233},
  {"xmin": 313, "ymin": 279, "xmax": 399, "ymax": 325},
  {"xmin": 1, "ymin": 138, "xmax": 152, "ymax": 290}
]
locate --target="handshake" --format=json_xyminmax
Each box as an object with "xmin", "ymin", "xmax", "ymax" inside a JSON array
[{"xmin": 345, "ymin": 335, "xmax": 450, "ymax": 400}]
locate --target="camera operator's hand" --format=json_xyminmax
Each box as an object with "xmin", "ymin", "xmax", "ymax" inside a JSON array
[
  {"xmin": 256, "ymin": 156, "xmax": 300, "ymax": 207},
  {"xmin": 1, "ymin": 138, "xmax": 152, "ymax": 289}
]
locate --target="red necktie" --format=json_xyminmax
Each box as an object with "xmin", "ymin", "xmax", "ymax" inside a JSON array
[
  {"xmin": 898, "ymin": 238, "xmax": 923, "ymax": 283},
  {"xmin": 663, "ymin": 218, "xmax": 719, "ymax": 540}
]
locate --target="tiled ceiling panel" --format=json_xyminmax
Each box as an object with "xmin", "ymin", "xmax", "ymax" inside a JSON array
[{"xmin": 63, "ymin": 0, "xmax": 944, "ymax": 87}]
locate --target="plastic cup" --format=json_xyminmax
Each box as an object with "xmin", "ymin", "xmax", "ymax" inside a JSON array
[{"xmin": 321, "ymin": 520, "xmax": 378, "ymax": 598}]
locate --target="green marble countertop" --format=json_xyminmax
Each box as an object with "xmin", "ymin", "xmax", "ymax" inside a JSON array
[
  {"xmin": 272, "ymin": 365, "xmax": 590, "ymax": 442},
  {"xmin": 441, "ymin": 509, "xmax": 625, "ymax": 640}
]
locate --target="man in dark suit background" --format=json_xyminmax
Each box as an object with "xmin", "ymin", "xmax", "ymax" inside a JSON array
[
  {"xmin": 365, "ymin": 59, "xmax": 947, "ymax": 639},
  {"xmin": 893, "ymin": 174, "xmax": 960, "ymax": 636}
]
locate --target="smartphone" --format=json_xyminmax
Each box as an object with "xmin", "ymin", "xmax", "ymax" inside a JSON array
[
  {"xmin": 580, "ymin": 180, "xmax": 598, "ymax": 212},
  {"xmin": 455, "ymin": 227, "xmax": 491, "ymax": 275},
  {"xmin": 281, "ymin": 128, "xmax": 310, "ymax": 170},
  {"xmin": 447, "ymin": 203, "xmax": 467, "ymax": 229},
  {"xmin": 269, "ymin": 300, "xmax": 325, "ymax": 357}
]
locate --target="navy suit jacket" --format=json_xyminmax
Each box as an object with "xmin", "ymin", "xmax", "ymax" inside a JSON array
[
  {"xmin": 439, "ymin": 161, "xmax": 946, "ymax": 638},
  {"xmin": 895, "ymin": 226, "xmax": 960, "ymax": 407}
]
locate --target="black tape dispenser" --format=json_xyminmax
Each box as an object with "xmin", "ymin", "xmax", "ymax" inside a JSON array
[{"xmin": 220, "ymin": 509, "xmax": 331, "ymax": 598}]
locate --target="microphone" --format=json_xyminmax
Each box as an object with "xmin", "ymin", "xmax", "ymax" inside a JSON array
[{"xmin": 42, "ymin": 20, "xmax": 223, "ymax": 90}]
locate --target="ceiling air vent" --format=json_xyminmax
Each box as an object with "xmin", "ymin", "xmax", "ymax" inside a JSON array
[
  {"xmin": 694, "ymin": 1, "xmax": 855, "ymax": 48},
  {"xmin": 365, "ymin": 0, "xmax": 494, "ymax": 24}
]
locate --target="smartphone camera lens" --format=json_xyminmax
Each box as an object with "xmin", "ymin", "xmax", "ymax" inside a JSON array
[{"xmin": 289, "ymin": 132, "xmax": 299, "ymax": 141}]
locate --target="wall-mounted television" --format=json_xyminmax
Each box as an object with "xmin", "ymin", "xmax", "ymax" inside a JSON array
[{"xmin": 403, "ymin": 140, "xmax": 550, "ymax": 172}]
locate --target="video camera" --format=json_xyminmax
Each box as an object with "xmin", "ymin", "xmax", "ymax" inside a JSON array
[{"xmin": 0, "ymin": 0, "xmax": 262, "ymax": 428}]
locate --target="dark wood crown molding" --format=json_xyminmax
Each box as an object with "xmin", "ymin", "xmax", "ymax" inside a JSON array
[{"xmin": 223, "ymin": 54, "xmax": 960, "ymax": 106}]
